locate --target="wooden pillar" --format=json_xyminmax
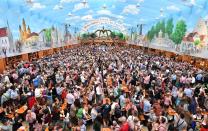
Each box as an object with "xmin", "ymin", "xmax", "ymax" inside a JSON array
[
  {"xmin": 195, "ymin": 59, "xmax": 201, "ymax": 68},
  {"xmin": 53, "ymin": 48, "xmax": 56, "ymax": 53},
  {"xmin": 176, "ymin": 55, "xmax": 182, "ymax": 61},
  {"xmin": 165, "ymin": 52, "xmax": 173, "ymax": 58},
  {"xmin": 48, "ymin": 49, "xmax": 53, "ymax": 55},
  {"xmin": 147, "ymin": 48, "xmax": 150, "ymax": 54},
  {"xmin": 172, "ymin": 53, "xmax": 176, "ymax": 58},
  {"xmin": 181, "ymin": 55, "xmax": 192, "ymax": 63},
  {"xmin": 0, "ymin": 58, "xmax": 6, "ymax": 73},
  {"xmin": 38, "ymin": 51, "xmax": 44, "ymax": 58},
  {"xmin": 22, "ymin": 54, "xmax": 29, "ymax": 61},
  {"xmin": 206, "ymin": 60, "xmax": 208, "ymax": 70},
  {"xmin": 155, "ymin": 50, "xmax": 160, "ymax": 55},
  {"xmin": 205, "ymin": 60, "xmax": 208, "ymax": 70}
]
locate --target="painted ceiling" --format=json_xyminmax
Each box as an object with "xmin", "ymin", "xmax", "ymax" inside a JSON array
[{"xmin": 0, "ymin": 0, "xmax": 208, "ymax": 39}]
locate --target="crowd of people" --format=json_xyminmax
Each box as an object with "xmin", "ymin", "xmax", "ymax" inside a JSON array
[{"xmin": 0, "ymin": 44, "xmax": 208, "ymax": 131}]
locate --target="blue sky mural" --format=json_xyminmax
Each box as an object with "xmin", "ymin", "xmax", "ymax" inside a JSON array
[{"xmin": 0, "ymin": 0, "xmax": 208, "ymax": 39}]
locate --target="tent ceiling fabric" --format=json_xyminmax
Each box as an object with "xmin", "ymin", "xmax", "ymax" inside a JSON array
[{"xmin": 0, "ymin": 0, "xmax": 208, "ymax": 37}]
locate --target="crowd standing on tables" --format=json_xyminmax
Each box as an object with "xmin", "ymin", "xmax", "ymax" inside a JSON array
[{"xmin": 0, "ymin": 44, "xmax": 208, "ymax": 131}]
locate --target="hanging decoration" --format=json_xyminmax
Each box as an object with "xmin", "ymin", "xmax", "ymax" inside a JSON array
[{"xmin": 81, "ymin": 17, "xmax": 127, "ymax": 35}]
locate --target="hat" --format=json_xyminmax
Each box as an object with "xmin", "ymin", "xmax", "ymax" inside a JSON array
[
  {"xmin": 166, "ymin": 92, "xmax": 171, "ymax": 96},
  {"xmin": 118, "ymin": 116, "xmax": 126, "ymax": 122},
  {"xmin": 193, "ymin": 115, "xmax": 197, "ymax": 119},
  {"xmin": 113, "ymin": 121, "xmax": 117, "ymax": 125},
  {"xmin": 133, "ymin": 117, "xmax": 139, "ymax": 122},
  {"xmin": 6, "ymin": 83, "xmax": 12, "ymax": 88}
]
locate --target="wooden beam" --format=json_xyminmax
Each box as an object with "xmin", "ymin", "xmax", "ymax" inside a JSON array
[
  {"xmin": 21, "ymin": 54, "xmax": 29, "ymax": 61},
  {"xmin": 0, "ymin": 58, "xmax": 6, "ymax": 73}
]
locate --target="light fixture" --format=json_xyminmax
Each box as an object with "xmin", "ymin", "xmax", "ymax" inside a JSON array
[
  {"xmin": 81, "ymin": 0, "xmax": 88, "ymax": 7},
  {"xmin": 68, "ymin": 12, "xmax": 73, "ymax": 17},
  {"xmin": 58, "ymin": 5, "xmax": 63, "ymax": 10},
  {"xmin": 160, "ymin": 8, "xmax": 164, "ymax": 13},
  {"xmin": 102, "ymin": 4, "xmax": 107, "ymax": 9},
  {"xmin": 136, "ymin": 3, "xmax": 140, "ymax": 8},
  {"xmin": 25, "ymin": 0, "xmax": 34, "ymax": 5},
  {"xmin": 160, "ymin": 8, "xmax": 164, "ymax": 17}
]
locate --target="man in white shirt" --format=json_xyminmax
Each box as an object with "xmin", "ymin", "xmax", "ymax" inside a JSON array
[
  {"xmin": 10, "ymin": 88, "xmax": 18, "ymax": 100},
  {"xmin": 184, "ymin": 87, "xmax": 192, "ymax": 98},
  {"xmin": 111, "ymin": 100, "xmax": 119, "ymax": 115},
  {"xmin": 88, "ymin": 89, "xmax": 95, "ymax": 103},
  {"xmin": 66, "ymin": 90, "xmax": 75, "ymax": 108},
  {"xmin": 96, "ymin": 84, "xmax": 103, "ymax": 103},
  {"xmin": 119, "ymin": 93, "xmax": 126, "ymax": 109},
  {"xmin": 4, "ymin": 75, "xmax": 10, "ymax": 83},
  {"xmin": 79, "ymin": 120, "xmax": 86, "ymax": 131},
  {"xmin": 26, "ymin": 110, "xmax": 36, "ymax": 130},
  {"xmin": 191, "ymin": 75, "xmax": 196, "ymax": 84},
  {"xmin": 80, "ymin": 75, "xmax": 86, "ymax": 84},
  {"xmin": 56, "ymin": 85, "xmax": 64, "ymax": 96},
  {"xmin": 35, "ymin": 87, "xmax": 42, "ymax": 98},
  {"xmin": 143, "ymin": 98, "xmax": 151, "ymax": 113}
]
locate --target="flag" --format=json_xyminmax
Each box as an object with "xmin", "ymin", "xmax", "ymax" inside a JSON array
[{"xmin": 44, "ymin": 29, "xmax": 52, "ymax": 42}]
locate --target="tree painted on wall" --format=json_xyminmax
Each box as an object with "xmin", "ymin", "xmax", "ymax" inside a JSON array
[
  {"xmin": 147, "ymin": 20, "xmax": 166, "ymax": 41},
  {"xmin": 81, "ymin": 33, "xmax": 89, "ymax": 39},
  {"xmin": 112, "ymin": 31, "xmax": 126, "ymax": 40},
  {"xmin": 155, "ymin": 21, "xmax": 161, "ymax": 37},
  {"xmin": 110, "ymin": 32, "xmax": 116, "ymax": 39},
  {"xmin": 90, "ymin": 33, "xmax": 97, "ymax": 38},
  {"xmin": 147, "ymin": 26, "xmax": 155, "ymax": 41},
  {"xmin": 161, "ymin": 20, "xmax": 166, "ymax": 37},
  {"xmin": 194, "ymin": 39, "xmax": 200, "ymax": 46},
  {"xmin": 166, "ymin": 18, "xmax": 174, "ymax": 37},
  {"xmin": 171, "ymin": 20, "xmax": 187, "ymax": 44},
  {"xmin": 44, "ymin": 29, "xmax": 52, "ymax": 42}
]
